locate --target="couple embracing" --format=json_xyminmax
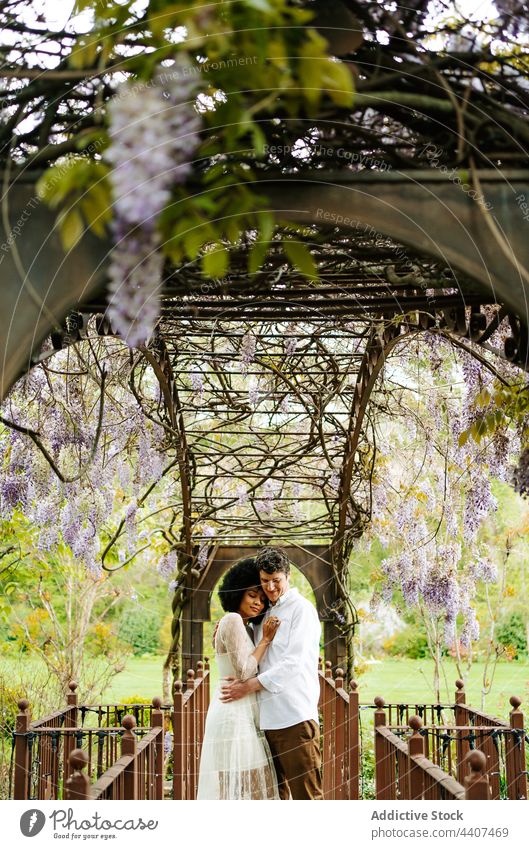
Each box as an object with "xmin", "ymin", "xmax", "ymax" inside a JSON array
[{"xmin": 197, "ymin": 547, "xmax": 323, "ymax": 800}]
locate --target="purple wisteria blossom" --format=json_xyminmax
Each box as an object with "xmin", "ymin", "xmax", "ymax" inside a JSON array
[
  {"xmin": 197, "ymin": 525, "xmax": 216, "ymax": 568},
  {"xmin": 240, "ymin": 332, "xmax": 256, "ymax": 372},
  {"xmin": 106, "ymin": 61, "xmax": 201, "ymax": 346},
  {"xmin": 463, "ymin": 473, "xmax": 497, "ymax": 541},
  {"xmin": 157, "ymin": 549, "xmax": 177, "ymax": 579}
]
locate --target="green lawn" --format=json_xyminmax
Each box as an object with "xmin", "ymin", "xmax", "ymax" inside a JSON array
[
  {"xmin": 356, "ymin": 657, "xmax": 529, "ymax": 719},
  {"xmin": 100, "ymin": 655, "xmax": 529, "ymax": 720},
  {"xmin": 4, "ymin": 654, "xmax": 528, "ymax": 721}
]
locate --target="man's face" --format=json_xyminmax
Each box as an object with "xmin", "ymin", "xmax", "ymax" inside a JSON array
[{"xmin": 259, "ymin": 570, "xmax": 289, "ymax": 605}]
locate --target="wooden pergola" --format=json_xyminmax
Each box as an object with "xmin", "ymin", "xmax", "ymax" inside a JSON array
[{"xmin": 2, "ymin": 1, "xmax": 529, "ymax": 678}]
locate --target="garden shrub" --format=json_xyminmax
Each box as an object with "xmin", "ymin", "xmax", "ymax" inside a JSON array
[
  {"xmin": 496, "ymin": 613, "xmax": 528, "ymax": 659},
  {"xmin": 118, "ymin": 608, "xmax": 160, "ymax": 655},
  {"xmin": 383, "ymin": 627, "xmax": 430, "ymax": 659}
]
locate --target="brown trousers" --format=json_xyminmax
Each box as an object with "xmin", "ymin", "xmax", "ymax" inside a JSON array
[{"xmin": 265, "ymin": 720, "xmax": 323, "ymax": 800}]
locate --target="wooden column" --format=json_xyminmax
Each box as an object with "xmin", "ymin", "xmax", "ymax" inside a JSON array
[
  {"xmin": 14, "ymin": 699, "xmax": 31, "ymax": 800},
  {"xmin": 121, "ymin": 715, "xmax": 138, "ymax": 800},
  {"xmin": 186, "ymin": 669, "xmax": 197, "ymax": 800},
  {"xmin": 173, "ymin": 681, "xmax": 184, "ymax": 800},
  {"xmin": 505, "ymin": 696, "xmax": 527, "ymax": 800},
  {"xmin": 334, "ymin": 669, "xmax": 346, "ymax": 799},
  {"xmin": 204, "ymin": 657, "xmax": 211, "ymax": 712},
  {"xmin": 322, "ymin": 662, "xmax": 333, "ymax": 799},
  {"xmin": 374, "ymin": 697, "xmax": 390, "ymax": 800},
  {"xmin": 454, "ymin": 679, "xmax": 470, "ymax": 785},
  {"xmin": 408, "ymin": 716, "xmax": 425, "ymax": 800},
  {"xmin": 151, "ymin": 697, "xmax": 164, "ymax": 800},
  {"xmin": 63, "ymin": 681, "xmax": 79, "ymax": 787},
  {"xmin": 348, "ymin": 680, "xmax": 359, "ymax": 800}
]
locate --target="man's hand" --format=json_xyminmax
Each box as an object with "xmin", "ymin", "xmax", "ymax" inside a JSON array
[{"xmin": 220, "ymin": 676, "xmax": 262, "ymax": 702}]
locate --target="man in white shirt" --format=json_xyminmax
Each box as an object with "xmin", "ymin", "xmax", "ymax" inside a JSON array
[{"xmin": 220, "ymin": 547, "xmax": 323, "ymax": 800}]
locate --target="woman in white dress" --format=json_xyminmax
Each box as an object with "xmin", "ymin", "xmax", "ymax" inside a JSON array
[{"xmin": 197, "ymin": 557, "xmax": 281, "ymax": 799}]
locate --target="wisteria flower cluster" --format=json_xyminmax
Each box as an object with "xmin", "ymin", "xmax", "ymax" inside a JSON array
[{"xmin": 106, "ymin": 60, "xmax": 202, "ymax": 347}]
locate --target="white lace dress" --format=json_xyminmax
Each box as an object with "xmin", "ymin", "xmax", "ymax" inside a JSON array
[{"xmin": 197, "ymin": 612, "xmax": 279, "ymax": 800}]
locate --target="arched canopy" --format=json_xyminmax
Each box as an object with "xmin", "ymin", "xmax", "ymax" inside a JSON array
[{"xmin": 2, "ymin": 170, "xmax": 529, "ymax": 400}]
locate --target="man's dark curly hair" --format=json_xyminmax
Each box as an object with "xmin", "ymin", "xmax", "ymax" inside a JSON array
[
  {"xmin": 218, "ymin": 557, "xmax": 269, "ymax": 622},
  {"xmin": 255, "ymin": 546, "xmax": 291, "ymax": 576}
]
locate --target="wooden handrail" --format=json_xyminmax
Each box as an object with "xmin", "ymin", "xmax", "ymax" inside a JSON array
[
  {"xmin": 91, "ymin": 728, "xmax": 163, "ymax": 799},
  {"xmin": 411, "ymin": 754, "xmax": 465, "ymax": 799}
]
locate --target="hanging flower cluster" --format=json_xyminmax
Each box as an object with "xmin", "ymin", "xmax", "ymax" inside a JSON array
[{"xmin": 106, "ymin": 60, "xmax": 202, "ymax": 347}]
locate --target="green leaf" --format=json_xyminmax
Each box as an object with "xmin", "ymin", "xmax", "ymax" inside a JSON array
[
  {"xmin": 251, "ymin": 122, "xmax": 267, "ymax": 157},
  {"xmin": 202, "ymin": 245, "xmax": 229, "ymax": 279},
  {"xmin": 322, "ymin": 59, "xmax": 355, "ymax": 108},
  {"xmin": 458, "ymin": 429, "xmax": 470, "ymax": 447},
  {"xmin": 58, "ymin": 207, "xmax": 84, "ymax": 251},
  {"xmin": 80, "ymin": 194, "xmax": 109, "ymax": 237},
  {"xmin": 283, "ymin": 239, "xmax": 318, "ymax": 280},
  {"xmin": 248, "ymin": 242, "xmax": 268, "ymax": 275},
  {"xmin": 183, "ymin": 225, "xmax": 211, "ymax": 260},
  {"xmin": 256, "ymin": 210, "xmax": 274, "ymax": 245}
]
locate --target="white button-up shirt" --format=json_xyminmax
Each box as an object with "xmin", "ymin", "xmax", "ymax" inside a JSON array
[{"xmin": 255, "ymin": 587, "xmax": 321, "ymax": 731}]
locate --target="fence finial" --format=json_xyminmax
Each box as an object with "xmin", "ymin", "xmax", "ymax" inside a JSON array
[
  {"xmin": 65, "ymin": 749, "xmax": 91, "ymax": 800},
  {"xmin": 374, "ymin": 696, "xmax": 385, "ymax": 708},
  {"xmin": 509, "ymin": 695, "xmax": 522, "ymax": 710},
  {"xmin": 122, "ymin": 714, "xmax": 136, "ymax": 733},
  {"xmin": 174, "ymin": 680, "xmax": 183, "ymax": 694},
  {"xmin": 455, "ymin": 679, "xmax": 464, "ymax": 690},
  {"xmin": 350, "ymin": 680, "xmax": 358, "ymax": 692},
  {"xmin": 409, "ymin": 715, "xmax": 423, "ymax": 732},
  {"xmin": 17, "ymin": 698, "xmax": 29, "ymax": 712},
  {"xmin": 464, "ymin": 750, "xmax": 490, "ymax": 800},
  {"xmin": 68, "ymin": 681, "xmax": 78, "ymax": 693},
  {"xmin": 152, "ymin": 696, "xmax": 162, "ymax": 709}
]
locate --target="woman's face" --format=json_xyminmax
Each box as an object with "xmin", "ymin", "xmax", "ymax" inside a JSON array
[{"xmin": 238, "ymin": 587, "xmax": 267, "ymax": 621}]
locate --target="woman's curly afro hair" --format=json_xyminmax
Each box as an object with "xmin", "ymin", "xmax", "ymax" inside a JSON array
[{"xmin": 218, "ymin": 557, "xmax": 269, "ymax": 622}]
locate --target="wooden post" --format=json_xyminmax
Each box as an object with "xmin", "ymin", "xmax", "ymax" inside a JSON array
[
  {"xmin": 67, "ymin": 681, "xmax": 78, "ymax": 718},
  {"xmin": 151, "ymin": 697, "xmax": 164, "ymax": 800},
  {"xmin": 121, "ymin": 715, "xmax": 138, "ymax": 800},
  {"xmin": 334, "ymin": 669, "xmax": 346, "ymax": 799},
  {"xmin": 348, "ymin": 680, "xmax": 359, "ymax": 800},
  {"xmin": 196, "ymin": 661, "xmax": 205, "ymax": 744},
  {"xmin": 63, "ymin": 682, "xmax": 79, "ymax": 787},
  {"xmin": 14, "ymin": 699, "xmax": 31, "ymax": 800},
  {"xmin": 374, "ymin": 697, "xmax": 390, "ymax": 800},
  {"xmin": 505, "ymin": 696, "xmax": 527, "ymax": 800},
  {"xmin": 186, "ymin": 669, "xmax": 196, "ymax": 799},
  {"xmin": 204, "ymin": 657, "xmax": 211, "ymax": 712},
  {"xmin": 322, "ymin": 661, "xmax": 333, "ymax": 799},
  {"xmin": 408, "ymin": 716, "xmax": 425, "ymax": 800},
  {"xmin": 464, "ymin": 750, "xmax": 491, "ymax": 800},
  {"xmin": 173, "ymin": 681, "xmax": 184, "ymax": 800},
  {"xmin": 65, "ymin": 749, "xmax": 91, "ymax": 800},
  {"xmin": 454, "ymin": 679, "xmax": 469, "ymax": 785}
]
